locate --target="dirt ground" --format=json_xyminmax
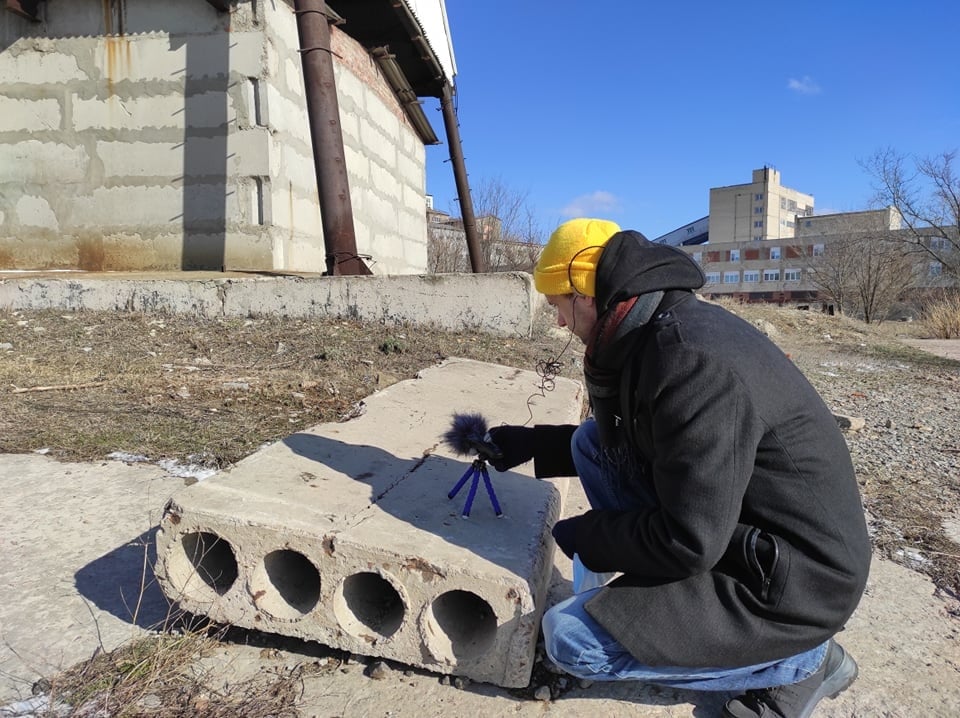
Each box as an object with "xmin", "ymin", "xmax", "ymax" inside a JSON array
[{"xmin": 2, "ymin": 301, "xmax": 960, "ymax": 716}]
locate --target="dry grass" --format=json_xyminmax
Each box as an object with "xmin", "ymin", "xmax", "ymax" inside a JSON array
[
  {"xmin": 0, "ymin": 309, "xmax": 578, "ymax": 467},
  {"xmin": 922, "ymin": 291, "xmax": 960, "ymax": 338},
  {"xmin": 42, "ymin": 623, "xmax": 319, "ymax": 717}
]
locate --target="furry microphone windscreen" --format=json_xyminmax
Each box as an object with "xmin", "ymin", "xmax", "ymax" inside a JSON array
[{"xmin": 442, "ymin": 412, "xmax": 489, "ymax": 456}]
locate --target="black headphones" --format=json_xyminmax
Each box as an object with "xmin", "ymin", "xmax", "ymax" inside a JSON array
[{"xmin": 566, "ymin": 245, "xmax": 605, "ymax": 296}]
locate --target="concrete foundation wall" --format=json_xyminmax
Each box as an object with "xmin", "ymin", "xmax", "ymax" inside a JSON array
[
  {"xmin": 0, "ymin": 271, "xmax": 542, "ymax": 337},
  {"xmin": 0, "ymin": 0, "xmax": 429, "ymax": 275}
]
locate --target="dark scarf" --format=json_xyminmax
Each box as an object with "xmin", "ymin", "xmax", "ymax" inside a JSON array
[{"xmin": 584, "ymin": 290, "xmax": 664, "ymax": 450}]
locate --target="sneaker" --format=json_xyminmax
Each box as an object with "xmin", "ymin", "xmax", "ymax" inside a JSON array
[{"xmin": 722, "ymin": 640, "xmax": 858, "ymax": 718}]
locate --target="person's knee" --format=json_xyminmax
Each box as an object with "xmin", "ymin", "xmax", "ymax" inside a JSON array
[{"xmin": 542, "ymin": 607, "xmax": 591, "ymax": 678}]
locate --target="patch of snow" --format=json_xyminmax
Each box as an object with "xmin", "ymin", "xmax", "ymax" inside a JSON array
[
  {"xmin": 107, "ymin": 451, "xmax": 150, "ymax": 463},
  {"xmin": 157, "ymin": 459, "xmax": 217, "ymax": 481}
]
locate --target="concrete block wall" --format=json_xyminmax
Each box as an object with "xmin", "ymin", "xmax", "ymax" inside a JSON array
[
  {"xmin": 0, "ymin": 0, "xmax": 431, "ymax": 275},
  {"xmin": 155, "ymin": 358, "xmax": 585, "ymax": 687},
  {"xmin": 262, "ymin": 2, "xmax": 429, "ymax": 275}
]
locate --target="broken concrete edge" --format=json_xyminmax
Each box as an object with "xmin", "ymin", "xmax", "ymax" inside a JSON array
[{"xmin": 0, "ymin": 272, "xmax": 542, "ymax": 338}]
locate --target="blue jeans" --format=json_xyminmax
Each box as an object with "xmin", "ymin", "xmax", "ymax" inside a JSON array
[{"xmin": 541, "ymin": 419, "xmax": 828, "ymax": 692}]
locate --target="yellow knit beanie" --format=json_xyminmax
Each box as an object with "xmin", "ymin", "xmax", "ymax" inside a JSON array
[{"xmin": 534, "ymin": 218, "xmax": 622, "ymax": 296}]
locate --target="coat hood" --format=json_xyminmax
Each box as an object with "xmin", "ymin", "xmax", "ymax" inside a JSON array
[{"xmin": 594, "ymin": 230, "xmax": 706, "ymax": 316}]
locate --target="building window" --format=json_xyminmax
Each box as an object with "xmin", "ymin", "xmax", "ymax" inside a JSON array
[
  {"xmin": 780, "ymin": 197, "xmax": 787, "ymax": 209},
  {"xmin": 754, "ymin": 206, "xmax": 763, "ymax": 214},
  {"xmin": 929, "ymin": 236, "xmax": 951, "ymax": 251},
  {"xmin": 784, "ymin": 268, "xmax": 801, "ymax": 281},
  {"xmin": 723, "ymin": 271, "xmax": 740, "ymax": 284},
  {"xmin": 753, "ymin": 235, "xmax": 763, "ymax": 242},
  {"xmin": 693, "ymin": 252, "xmax": 702, "ymax": 263},
  {"xmin": 729, "ymin": 249, "xmax": 740, "ymax": 262},
  {"xmin": 786, "ymin": 220, "xmax": 794, "ymax": 228},
  {"xmin": 929, "ymin": 262, "xmax": 943, "ymax": 278},
  {"xmin": 813, "ymin": 243, "xmax": 824, "ymax": 257},
  {"xmin": 763, "ymin": 269, "xmax": 780, "ymax": 281},
  {"xmin": 755, "ymin": 193, "xmax": 763, "ymax": 201},
  {"xmin": 705, "ymin": 272, "xmax": 721, "ymax": 284},
  {"xmin": 754, "ymin": 220, "xmax": 763, "ymax": 228},
  {"xmin": 804, "ymin": 220, "xmax": 812, "ymax": 228},
  {"xmin": 743, "ymin": 270, "xmax": 760, "ymax": 283},
  {"xmin": 770, "ymin": 247, "xmax": 781, "ymax": 260}
]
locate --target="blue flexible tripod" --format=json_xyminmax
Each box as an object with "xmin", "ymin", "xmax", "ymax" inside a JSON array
[{"xmin": 447, "ymin": 457, "xmax": 503, "ymax": 518}]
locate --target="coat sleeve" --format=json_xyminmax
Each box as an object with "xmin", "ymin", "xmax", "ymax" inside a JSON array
[
  {"xmin": 532, "ymin": 424, "xmax": 578, "ymax": 478},
  {"xmin": 574, "ymin": 342, "xmax": 764, "ymax": 577}
]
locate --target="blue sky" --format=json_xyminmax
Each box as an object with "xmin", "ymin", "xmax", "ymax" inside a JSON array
[{"xmin": 423, "ymin": 1, "xmax": 960, "ymax": 240}]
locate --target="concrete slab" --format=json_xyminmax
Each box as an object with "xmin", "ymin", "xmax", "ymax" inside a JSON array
[
  {"xmin": 0, "ymin": 456, "xmax": 186, "ymax": 702},
  {"xmin": 900, "ymin": 337, "xmax": 960, "ymax": 362},
  {"xmin": 153, "ymin": 358, "xmax": 584, "ymax": 688}
]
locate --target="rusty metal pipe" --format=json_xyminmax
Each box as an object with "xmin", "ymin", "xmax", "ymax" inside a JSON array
[
  {"xmin": 440, "ymin": 82, "xmax": 484, "ymax": 273},
  {"xmin": 294, "ymin": 0, "xmax": 370, "ymax": 275}
]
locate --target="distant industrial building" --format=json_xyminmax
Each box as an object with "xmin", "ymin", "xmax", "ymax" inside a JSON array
[{"xmin": 653, "ymin": 169, "xmax": 952, "ymax": 307}]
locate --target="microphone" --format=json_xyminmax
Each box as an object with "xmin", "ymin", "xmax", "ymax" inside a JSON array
[{"xmin": 442, "ymin": 412, "xmax": 503, "ymax": 463}]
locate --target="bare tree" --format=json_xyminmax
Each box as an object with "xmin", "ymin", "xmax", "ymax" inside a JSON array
[
  {"xmin": 862, "ymin": 148, "xmax": 960, "ymax": 278},
  {"xmin": 800, "ymin": 215, "xmax": 916, "ymax": 323},
  {"xmin": 849, "ymin": 233, "xmax": 916, "ymax": 323},
  {"xmin": 427, "ymin": 177, "xmax": 546, "ymax": 274},
  {"xmin": 800, "ymin": 234, "xmax": 860, "ymax": 316}
]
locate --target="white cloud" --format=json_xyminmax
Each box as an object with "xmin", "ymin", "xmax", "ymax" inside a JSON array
[
  {"xmin": 560, "ymin": 190, "xmax": 620, "ymax": 218},
  {"xmin": 787, "ymin": 76, "xmax": 821, "ymax": 95}
]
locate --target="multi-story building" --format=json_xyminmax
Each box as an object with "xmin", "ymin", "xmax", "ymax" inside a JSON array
[
  {"xmin": 682, "ymin": 206, "xmax": 949, "ymax": 306},
  {"xmin": 654, "ymin": 169, "xmax": 955, "ymax": 308},
  {"xmin": 708, "ymin": 167, "xmax": 815, "ymax": 244}
]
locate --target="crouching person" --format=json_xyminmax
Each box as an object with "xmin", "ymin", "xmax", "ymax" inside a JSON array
[{"xmin": 488, "ymin": 218, "xmax": 871, "ymax": 717}]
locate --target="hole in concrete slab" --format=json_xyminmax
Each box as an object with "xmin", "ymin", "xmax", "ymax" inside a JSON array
[
  {"xmin": 424, "ymin": 590, "xmax": 497, "ymax": 662},
  {"xmin": 334, "ymin": 572, "xmax": 405, "ymax": 641},
  {"xmin": 173, "ymin": 531, "xmax": 238, "ymax": 597},
  {"xmin": 251, "ymin": 549, "xmax": 321, "ymax": 620}
]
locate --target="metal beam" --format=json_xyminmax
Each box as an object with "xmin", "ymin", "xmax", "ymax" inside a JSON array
[
  {"xmin": 5, "ymin": 0, "xmax": 42, "ymax": 22},
  {"xmin": 440, "ymin": 82, "xmax": 484, "ymax": 273}
]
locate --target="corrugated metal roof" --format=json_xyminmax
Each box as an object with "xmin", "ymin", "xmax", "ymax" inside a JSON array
[{"xmin": 326, "ymin": 0, "xmax": 451, "ymax": 97}]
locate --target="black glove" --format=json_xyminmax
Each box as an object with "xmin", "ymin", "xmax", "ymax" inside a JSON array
[
  {"xmin": 486, "ymin": 425, "xmax": 536, "ymax": 472},
  {"xmin": 551, "ymin": 516, "xmax": 581, "ymax": 560}
]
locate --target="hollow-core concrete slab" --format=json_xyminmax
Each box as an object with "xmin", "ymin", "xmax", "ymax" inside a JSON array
[{"xmin": 154, "ymin": 358, "xmax": 584, "ymax": 687}]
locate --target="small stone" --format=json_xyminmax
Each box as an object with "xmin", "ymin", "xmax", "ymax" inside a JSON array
[
  {"xmin": 453, "ymin": 676, "xmax": 470, "ymax": 690},
  {"xmin": 31, "ymin": 678, "xmax": 51, "ymax": 695},
  {"xmin": 439, "ymin": 675, "xmax": 451, "ymax": 686},
  {"xmin": 833, "ymin": 413, "xmax": 865, "ymax": 432},
  {"xmin": 533, "ymin": 685, "xmax": 552, "ymax": 701},
  {"xmin": 885, "ymin": 418, "xmax": 895, "ymax": 429},
  {"xmin": 0, "ymin": 342, "xmax": 13, "ymax": 351},
  {"xmin": 540, "ymin": 657, "xmax": 565, "ymax": 675},
  {"xmin": 366, "ymin": 660, "xmax": 390, "ymax": 680},
  {"xmin": 138, "ymin": 694, "xmax": 162, "ymax": 709}
]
